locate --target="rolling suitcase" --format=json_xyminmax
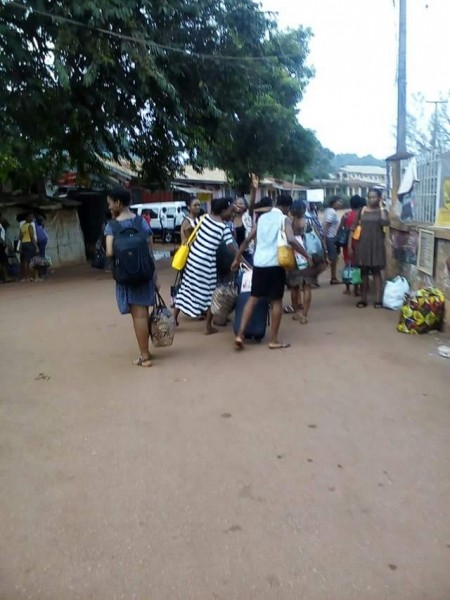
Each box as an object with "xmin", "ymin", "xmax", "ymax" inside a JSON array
[{"xmin": 233, "ymin": 269, "xmax": 270, "ymax": 342}]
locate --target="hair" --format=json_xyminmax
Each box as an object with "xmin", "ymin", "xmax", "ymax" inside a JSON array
[
  {"xmin": 328, "ymin": 195, "xmax": 341, "ymax": 208},
  {"xmin": 350, "ymin": 194, "xmax": 363, "ymax": 210},
  {"xmin": 290, "ymin": 200, "xmax": 305, "ymax": 218},
  {"xmin": 277, "ymin": 194, "xmax": 293, "ymax": 208},
  {"xmin": 108, "ymin": 186, "xmax": 131, "ymax": 206},
  {"xmin": 211, "ymin": 197, "xmax": 233, "ymax": 216},
  {"xmin": 368, "ymin": 187, "xmax": 383, "ymax": 200}
]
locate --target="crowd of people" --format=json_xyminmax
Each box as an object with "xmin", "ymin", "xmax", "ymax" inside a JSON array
[
  {"xmin": 0, "ymin": 212, "xmax": 48, "ymax": 283},
  {"xmin": 104, "ymin": 185, "xmax": 390, "ymax": 366}
]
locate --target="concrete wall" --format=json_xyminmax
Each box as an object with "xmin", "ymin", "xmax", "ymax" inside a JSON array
[{"xmin": 386, "ymin": 220, "xmax": 450, "ymax": 325}]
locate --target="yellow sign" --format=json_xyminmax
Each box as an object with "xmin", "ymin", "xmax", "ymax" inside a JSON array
[{"xmin": 436, "ymin": 178, "xmax": 450, "ymax": 227}]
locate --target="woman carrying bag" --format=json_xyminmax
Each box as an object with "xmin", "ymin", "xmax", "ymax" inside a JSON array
[{"xmin": 349, "ymin": 188, "xmax": 390, "ymax": 309}]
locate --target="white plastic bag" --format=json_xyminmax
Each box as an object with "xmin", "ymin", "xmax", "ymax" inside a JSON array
[{"xmin": 383, "ymin": 276, "xmax": 410, "ymax": 310}]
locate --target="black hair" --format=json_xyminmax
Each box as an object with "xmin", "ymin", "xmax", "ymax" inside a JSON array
[
  {"xmin": 276, "ymin": 194, "xmax": 293, "ymax": 208},
  {"xmin": 328, "ymin": 195, "xmax": 341, "ymax": 208},
  {"xmin": 350, "ymin": 195, "xmax": 363, "ymax": 210},
  {"xmin": 108, "ymin": 186, "xmax": 131, "ymax": 206},
  {"xmin": 211, "ymin": 197, "xmax": 233, "ymax": 216},
  {"xmin": 290, "ymin": 200, "xmax": 305, "ymax": 218},
  {"xmin": 368, "ymin": 188, "xmax": 383, "ymax": 200}
]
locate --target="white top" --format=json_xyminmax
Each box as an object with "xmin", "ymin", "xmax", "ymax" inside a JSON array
[
  {"xmin": 323, "ymin": 208, "xmax": 339, "ymax": 239},
  {"xmin": 253, "ymin": 207, "xmax": 284, "ymax": 268},
  {"xmin": 160, "ymin": 212, "xmax": 168, "ymax": 227}
]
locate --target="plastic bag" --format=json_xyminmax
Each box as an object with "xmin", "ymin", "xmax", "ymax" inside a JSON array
[
  {"xmin": 211, "ymin": 282, "xmax": 238, "ymax": 319},
  {"xmin": 383, "ymin": 276, "xmax": 410, "ymax": 310},
  {"xmin": 397, "ymin": 287, "xmax": 445, "ymax": 334},
  {"xmin": 149, "ymin": 292, "xmax": 176, "ymax": 347},
  {"xmin": 303, "ymin": 230, "xmax": 323, "ymax": 257},
  {"xmin": 342, "ymin": 264, "xmax": 354, "ymax": 284}
]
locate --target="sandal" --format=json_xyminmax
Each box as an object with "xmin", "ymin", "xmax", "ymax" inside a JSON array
[
  {"xmin": 269, "ymin": 342, "xmax": 291, "ymax": 350},
  {"xmin": 373, "ymin": 302, "xmax": 383, "ymax": 309},
  {"xmin": 300, "ymin": 316, "xmax": 308, "ymax": 324},
  {"xmin": 133, "ymin": 355, "xmax": 153, "ymax": 367},
  {"xmin": 330, "ymin": 279, "xmax": 340, "ymax": 285},
  {"xmin": 356, "ymin": 301, "xmax": 368, "ymax": 308},
  {"xmin": 283, "ymin": 305, "xmax": 295, "ymax": 314}
]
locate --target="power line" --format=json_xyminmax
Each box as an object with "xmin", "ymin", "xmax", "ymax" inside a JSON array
[{"xmin": 6, "ymin": 0, "xmax": 304, "ymax": 63}]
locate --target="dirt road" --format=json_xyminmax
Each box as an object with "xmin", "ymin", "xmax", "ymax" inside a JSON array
[{"xmin": 1, "ymin": 262, "xmax": 449, "ymax": 600}]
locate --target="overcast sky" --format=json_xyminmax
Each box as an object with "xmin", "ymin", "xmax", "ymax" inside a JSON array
[{"xmin": 261, "ymin": 0, "xmax": 448, "ymax": 158}]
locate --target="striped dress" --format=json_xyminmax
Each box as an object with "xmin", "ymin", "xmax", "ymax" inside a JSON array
[{"xmin": 175, "ymin": 215, "xmax": 234, "ymax": 317}]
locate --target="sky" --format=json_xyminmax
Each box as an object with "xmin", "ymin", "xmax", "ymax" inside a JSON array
[{"xmin": 261, "ymin": 0, "xmax": 449, "ymax": 158}]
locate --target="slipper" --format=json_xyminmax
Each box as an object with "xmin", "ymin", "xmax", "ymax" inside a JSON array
[
  {"xmin": 356, "ymin": 301, "xmax": 368, "ymax": 308},
  {"xmin": 133, "ymin": 355, "xmax": 153, "ymax": 367},
  {"xmin": 283, "ymin": 305, "xmax": 295, "ymax": 314},
  {"xmin": 269, "ymin": 342, "xmax": 291, "ymax": 350},
  {"xmin": 373, "ymin": 302, "xmax": 383, "ymax": 309}
]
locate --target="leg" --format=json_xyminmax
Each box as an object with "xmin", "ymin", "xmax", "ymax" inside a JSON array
[
  {"xmin": 235, "ymin": 296, "xmax": 259, "ymax": 348},
  {"xmin": 130, "ymin": 304, "xmax": 152, "ymax": 365},
  {"xmin": 205, "ymin": 308, "xmax": 218, "ymax": 335},
  {"xmin": 290, "ymin": 286, "xmax": 301, "ymax": 319},
  {"xmin": 343, "ymin": 283, "xmax": 351, "ymax": 295},
  {"xmin": 268, "ymin": 299, "xmax": 290, "ymax": 348},
  {"xmin": 357, "ymin": 268, "xmax": 369, "ymax": 307},
  {"xmin": 301, "ymin": 284, "xmax": 312, "ymax": 322},
  {"xmin": 173, "ymin": 307, "xmax": 180, "ymax": 326},
  {"xmin": 373, "ymin": 269, "xmax": 383, "ymax": 306}
]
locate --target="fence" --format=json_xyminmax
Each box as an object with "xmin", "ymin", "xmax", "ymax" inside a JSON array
[{"xmin": 413, "ymin": 151, "xmax": 441, "ymax": 225}]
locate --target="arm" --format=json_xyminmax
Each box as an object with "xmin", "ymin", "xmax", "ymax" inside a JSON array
[
  {"xmin": 105, "ymin": 234, "xmax": 114, "ymax": 257},
  {"xmin": 231, "ymin": 227, "xmax": 256, "ymax": 269},
  {"xmin": 380, "ymin": 208, "xmax": 390, "ymax": 227}
]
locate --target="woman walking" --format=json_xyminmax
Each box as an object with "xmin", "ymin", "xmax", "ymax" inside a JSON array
[
  {"xmin": 340, "ymin": 195, "xmax": 363, "ymax": 296},
  {"xmin": 175, "ymin": 197, "xmax": 236, "ymax": 335},
  {"xmin": 349, "ymin": 188, "xmax": 390, "ymax": 309},
  {"xmin": 180, "ymin": 198, "xmax": 201, "ymax": 244},
  {"xmin": 232, "ymin": 198, "xmax": 255, "ymax": 265},
  {"xmin": 105, "ymin": 186, "xmax": 158, "ymax": 367}
]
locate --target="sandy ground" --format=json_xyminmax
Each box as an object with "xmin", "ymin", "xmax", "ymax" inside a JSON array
[{"xmin": 0, "ymin": 259, "xmax": 449, "ymax": 600}]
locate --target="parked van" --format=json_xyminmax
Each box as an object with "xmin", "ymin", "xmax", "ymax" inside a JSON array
[{"xmin": 130, "ymin": 202, "xmax": 188, "ymax": 243}]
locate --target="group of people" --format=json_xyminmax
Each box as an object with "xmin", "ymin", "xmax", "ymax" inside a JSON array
[
  {"xmin": 104, "ymin": 185, "xmax": 390, "ymax": 366},
  {"xmin": 0, "ymin": 213, "xmax": 48, "ymax": 283}
]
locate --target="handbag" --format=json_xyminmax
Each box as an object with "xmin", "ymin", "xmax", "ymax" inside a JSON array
[
  {"xmin": 210, "ymin": 282, "xmax": 238, "ymax": 318},
  {"xmin": 171, "ymin": 216, "xmax": 205, "ymax": 271},
  {"xmin": 277, "ymin": 216, "xmax": 296, "ymax": 270},
  {"xmin": 352, "ymin": 208, "xmax": 365, "ymax": 241},
  {"xmin": 149, "ymin": 292, "xmax": 176, "ymax": 347},
  {"xmin": 303, "ymin": 230, "xmax": 323, "ymax": 257}
]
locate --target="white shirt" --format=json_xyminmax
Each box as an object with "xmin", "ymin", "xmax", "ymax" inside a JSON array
[
  {"xmin": 323, "ymin": 208, "xmax": 339, "ymax": 239},
  {"xmin": 253, "ymin": 207, "xmax": 285, "ymax": 268},
  {"xmin": 160, "ymin": 212, "xmax": 168, "ymax": 227}
]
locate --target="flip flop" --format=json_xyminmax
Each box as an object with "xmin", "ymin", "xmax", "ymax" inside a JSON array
[
  {"xmin": 283, "ymin": 305, "xmax": 295, "ymax": 314},
  {"xmin": 269, "ymin": 342, "xmax": 291, "ymax": 350},
  {"xmin": 133, "ymin": 355, "xmax": 153, "ymax": 367},
  {"xmin": 373, "ymin": 302, "xmax": 383, "ymax": 309},
  {"xmin": 356, "ymin": 301, "xmax": 368, "ymax": 308}
]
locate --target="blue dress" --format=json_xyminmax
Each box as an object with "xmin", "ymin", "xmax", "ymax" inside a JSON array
[{"xmin": 104, "ymin": 217, "xmax": 156, "ymax": 315}]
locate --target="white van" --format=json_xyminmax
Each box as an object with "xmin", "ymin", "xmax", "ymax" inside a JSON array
[{"xmin": 130, "ymin": 201, "xmax": 188, "ymax": 243}]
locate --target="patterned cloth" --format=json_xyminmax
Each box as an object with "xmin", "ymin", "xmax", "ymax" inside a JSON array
[{"xmin": 175, "ymin": 215, "xmax": 234, "ymax": 317}]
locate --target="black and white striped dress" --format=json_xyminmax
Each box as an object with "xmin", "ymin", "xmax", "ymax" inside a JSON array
[{"xmin": 175, "ymin": 215, "xmax": 234, "ymax": 317}]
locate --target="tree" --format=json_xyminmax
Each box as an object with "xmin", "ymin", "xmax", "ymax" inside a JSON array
[
  {"xmin": 407, "ymin": 92, "xmax": 450, "ymax": 154},
  {"xmin": 0, "ymin": 0, "xmax": 316, "ymax": 191}
]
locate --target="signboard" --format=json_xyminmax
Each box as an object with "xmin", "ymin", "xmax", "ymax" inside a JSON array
[
  {"xmin": 417, "ymin": 229, "xmax": 435, "ymax": 276},
  {"xmin": 306, "ymin": 188, "xmax": 325, "ymax": 203}
]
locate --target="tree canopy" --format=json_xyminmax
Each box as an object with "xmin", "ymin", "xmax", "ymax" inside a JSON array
[{"xmin": 0, "ymin": 0, "xmax": 316, "ymax": 191}]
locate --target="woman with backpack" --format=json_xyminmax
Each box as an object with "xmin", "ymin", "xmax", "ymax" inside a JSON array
[
  {"xmin": 105, "ymin": 186, "xmax": 158, "ymax": 368},
  {"xmin": 337, "ymin": 195, "xmax": 363, "ymax": 296}
]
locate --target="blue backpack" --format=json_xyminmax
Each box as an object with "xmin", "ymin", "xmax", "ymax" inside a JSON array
[{"xmin": 109, "ymin": 216, "xmax": 155, "ymax": 285}]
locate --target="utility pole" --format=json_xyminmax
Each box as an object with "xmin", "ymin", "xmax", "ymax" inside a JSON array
[
  {"xmin": 396, "ymin": 0, "xmax": 407, "ymax": 154},
  {"xmin": 425, "ymin": 100, "xmax": 447, "ymax": 150}
]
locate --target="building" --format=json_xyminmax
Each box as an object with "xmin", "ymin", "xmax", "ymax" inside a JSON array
[{"xmin": 337, "ymin": 165, "xmax": 386, "ymax": 185}]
